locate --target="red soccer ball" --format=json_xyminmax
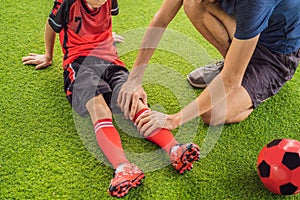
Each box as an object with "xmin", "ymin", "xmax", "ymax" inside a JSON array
[{"xmin": 257, "ymin": 138, "xmax": 300, "ymax": 195}]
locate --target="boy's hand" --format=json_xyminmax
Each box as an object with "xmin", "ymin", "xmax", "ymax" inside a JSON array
[
  {"xmin": 112, "ymin": 32, "xmax": 124, "ymax": 43},
  {"xmin": 22, "ymin": 53, "xmax": 52, "ymax": 70}
]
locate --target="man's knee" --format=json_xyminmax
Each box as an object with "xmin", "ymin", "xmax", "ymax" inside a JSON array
[
  {"xmin": 183, "ymin": 0, "xmax": 219, "ymax": 15},
  {"xmin": 183, "ymin": 0, "xmax": 207, "ymax": 16},
  {"xmin": 201, "ymin": 108, "xmax": 251, "ymax": 126},
  {"xmin": 200, "ymin": 110, "xmax": 224, "ymax": 126}
]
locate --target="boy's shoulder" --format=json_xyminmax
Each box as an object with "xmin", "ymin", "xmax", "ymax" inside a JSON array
[
  {"xmin": 49, "ymin": 0, "xmax": 77, "ymax": 33},
  {"xmin": 52, "ymin": 0, "xmax": 76, "ymax": 13}
]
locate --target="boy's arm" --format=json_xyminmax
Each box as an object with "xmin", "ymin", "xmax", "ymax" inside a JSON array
[
  {"xmin": 22, "ymin": 20, "xmax": 56, "ymax": 69},
  {"xmin": 44, "ymin": 21, "xmax": 56, "ymax": 65},
  {"xmin": 117, "ymin": 0, "xmax": 183, "ymax": 120}
]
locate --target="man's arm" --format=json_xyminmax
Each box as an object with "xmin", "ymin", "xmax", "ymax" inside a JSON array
[
  {"xmin": 191, "ymin": 35, "xmax": 260, "ymax": 121},
  {"xmin": 136, "ymin": 35, "xmax": 260, "ymax": 136},
  {"xmin": 22, "ymin": 20, "xmax": 56, "ymax": 69},
  {"xmin": 117, "ymin": 0, "xmax": 183, "ymax": 120}
]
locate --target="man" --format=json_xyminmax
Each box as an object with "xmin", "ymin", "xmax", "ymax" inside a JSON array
[{"xmin": 118, "ymin": 0, "xmax": 300, "ymax": 136}]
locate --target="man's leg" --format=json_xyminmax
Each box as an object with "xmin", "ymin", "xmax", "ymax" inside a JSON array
[
  {"xmin": 183, "ymin": 0, "xmax": 236, "ymax": 57},
  {"xmin": 200, "ymin": 84, "xmax": 253, "ymax": 125},
  {"xmin": 184, "ymin": 0, "xmax": 236, "ymax": 88}
]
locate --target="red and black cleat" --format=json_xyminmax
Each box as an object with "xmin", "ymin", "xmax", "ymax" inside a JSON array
[
  {"xmin": 108, "ymin": 163, "xmax": 145, "ymax": 198},
  {"xmin": 170, "ymin": 143, "xmax": 200, "ymax": 174}
]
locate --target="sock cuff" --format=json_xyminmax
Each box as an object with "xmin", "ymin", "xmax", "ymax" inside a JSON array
[
  {"xmin": 94, "ymin": 118, "xmax": 114, "ymax": 132},
  {"xmin": 133, "ymin": 108, "xmax": 150, "ymax": 123}
]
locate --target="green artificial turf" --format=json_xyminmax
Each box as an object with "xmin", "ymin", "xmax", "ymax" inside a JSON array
[{"xmin": 1, "ymin": 0, "xmax": 300, "ymax": 199}]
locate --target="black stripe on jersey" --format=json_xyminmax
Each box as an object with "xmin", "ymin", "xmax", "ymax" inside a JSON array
[{"xmin": 63, "ymin": 26, "xmax": 69, "ymax": 61}]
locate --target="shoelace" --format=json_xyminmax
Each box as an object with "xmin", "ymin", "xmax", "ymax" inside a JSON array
[
  {"xmin": 114, "ymin": 164, "xmax": 139, "ymax": 178},
  {"xmin": 170, "ymin": 144, "xmax": 184, "ymax": 161}
]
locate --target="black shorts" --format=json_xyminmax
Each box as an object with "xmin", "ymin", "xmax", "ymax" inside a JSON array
[
  {"xmin": 242, "ymin": 43, "xmax": 300, "ymax": 108},
  {"xmin": 63, "ymin": 56, "xmax": 129, "ymax": 116}
]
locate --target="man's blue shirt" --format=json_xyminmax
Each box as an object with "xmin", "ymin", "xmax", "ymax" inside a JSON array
[{"xmin": 218, "ymin": 0, "xmax": 300, "ymax": 54}]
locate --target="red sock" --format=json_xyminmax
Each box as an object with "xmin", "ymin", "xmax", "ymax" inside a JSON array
[
  {"xmin": 94, "ymin": 119, "xmax": 128, "ymax": 168},
  {"xmin": 133, "ymin": 108, "xmax": 179, "ymax": 154}
]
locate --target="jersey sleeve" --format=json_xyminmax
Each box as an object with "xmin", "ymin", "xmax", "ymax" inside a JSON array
[
  {"xmin": 48, "ymin": 0, "xmax": 70, "ymax": 33},
  {"xmin": 234, "ymin": 0, "xmax": 276, "ymax": 40},
  {"xmin": 111, "ymin": 0, "xmax": 119, "ymax": 15}
]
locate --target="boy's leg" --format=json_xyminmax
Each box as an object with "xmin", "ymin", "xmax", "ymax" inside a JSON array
[
  {"xmin": 133, "ymin": 108, "xmax": 178, "ymax": 153},
  {"xmin": 65, "ymin": 59, "xmax": 145, "ymax": 197},
  {"xmin": 86, "ymin": 95, "xmax": 145, "ymax": 198},
  {"xmin": 132, "ymin": 102, "xmax": 200, "ymax": 174},
  {"xmin": 86, "ymin": 95, "xmax": 128, "ymax": 168},
  {"xmin": 200, "ymin": 84, "xmax": 253, "ymax": 125},
  {"xmin": 105, "ymin": 62, "xmax": 200, "ymax": 174}
]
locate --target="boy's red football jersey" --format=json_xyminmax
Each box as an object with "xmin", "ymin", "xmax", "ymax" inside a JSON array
[{"xmin": 48, "ymin": 0, "xmax": 124, "ymax": 67}]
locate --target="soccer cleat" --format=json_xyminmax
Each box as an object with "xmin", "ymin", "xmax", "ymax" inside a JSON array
[
  {"xmin": 187, "ymin": 60, "xmax": 224, "ymax": 88},
  {"xmin": 170, "ymin": 143, "xmax": 200, "ymax": 174},
  {"xmin": 108, "ymin": 162, "xmax": 145, "ymax": 198}
]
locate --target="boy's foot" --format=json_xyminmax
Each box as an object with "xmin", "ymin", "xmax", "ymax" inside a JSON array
[
  {"xmin": 187, "ymin": 60, "xmax": 224, "ymax": 88},
  {"xmin": 170, "ymin": 143, "xmax": 200, "ymax": 174},
  {"xmin": 108, "ymin": 163, "xmax": 145, "ymax": 198}
]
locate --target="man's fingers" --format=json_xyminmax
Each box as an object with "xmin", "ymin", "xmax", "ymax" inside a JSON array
[
  {"xmin": 141, "ymin": 123, "xmax": 156, "ymax": 137},
  {"xmin": 134, "ymin": 111, "xmax": 149, "ymax": 126},
  {"xmin": 129, "ymin": 96, "xmax": 139, "ymax": 120},
  {"xmin": 140, "ymin": 96, "xmax": 148, "ymax": 108},
  {"xmin": 139, "ymin": 121, "xmax": 149, "ymax": 135},
  {"xmin": 135, "ymin": 112, "xmax": 150, "ymax": 130},
  {"xmin": 122, "ymin": 94, "xmax": 131, "ymax": 119},
  {"xmin": 117, "ymin": 89, "xmax": 124, "ymax": 109},
  {"xmin": 118, "ymin": 91, "xmax": 127, "ymax": 113}
]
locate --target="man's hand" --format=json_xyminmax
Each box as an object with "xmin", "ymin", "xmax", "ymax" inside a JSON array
[
  {"xmin": 134, "ymin": 110, "xmax": 177, "ymax": 137},
  {"xmin": 117, "ymin": 79, "xmax": 147, "ymax": 120},
  {"xmin": 22, "ymin": 53, "xmax": 52, "ymax": 69}
]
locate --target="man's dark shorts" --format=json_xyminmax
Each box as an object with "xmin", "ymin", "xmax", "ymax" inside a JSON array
[
  {"xmin": 63, "ymin": 56, "xmax": 129, "ymax": 116},
  {"xmin": 242, "ymin": 43, "xmax": 300, "ymax": 108}
]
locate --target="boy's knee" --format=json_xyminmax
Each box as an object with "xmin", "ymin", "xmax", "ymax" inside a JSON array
[
  {"xmin": 86, "ymin": 96, "xmax": 112, "ymax": 119},
  {"xmin": 95, "ymin": 103, "xmax": 112, "ymax": 117}
]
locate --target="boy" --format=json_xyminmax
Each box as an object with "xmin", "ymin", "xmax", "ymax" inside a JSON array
[{"xmin": 22, "ymin": 0, "xmax": 200, "ymax": 197}]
